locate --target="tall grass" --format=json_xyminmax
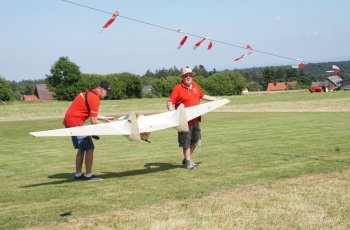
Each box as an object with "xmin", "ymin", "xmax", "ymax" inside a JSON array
[{"xmin": 0, "ymin": 92, "xmax": 349, "ymax": 229}]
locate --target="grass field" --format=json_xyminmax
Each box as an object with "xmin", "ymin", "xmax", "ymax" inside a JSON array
[{"xmin": 0, "ymin": 92, "xmax": 350, "ymax": 229}]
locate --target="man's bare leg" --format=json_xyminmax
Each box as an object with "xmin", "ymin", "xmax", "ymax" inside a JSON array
[{"xmin": 76, "ymin": 150, "xmax": 85, "ymax": 174}]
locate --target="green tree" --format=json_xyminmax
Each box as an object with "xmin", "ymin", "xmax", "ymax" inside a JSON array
[
  {"xmin": 108, "ymin": 73, "xmax": 142, "ymax": 99},
  {"xmin": 205, "ymin": 71, "xmax": 246, "ymax": 95},
  {"xmin": 0, "ymin": 77, "xmax": 16, "ymax": 101},
  {"xmin": 262, "ymin": 67, "xmax": 276, "ymax": 89},
  {"xmin": 151, "ymin": 76, "xmax": 181, "ymax": 97},
  {"xmin": 46, "ymin": 57, "xmax": 86, "ymax": 100},
  {"xmin": 246, "ymin": 81, "xmax": 263, "ymax": 91},
  {"xmin": 193, "ymin": 65, "xmax": 209, "ymax": 77},
  {"xmin": 193, "ymin": 76, "xmax": 207, "ymax": 93},
  {"xmin": 81, "ymin": 73, "xmax": 143, "ymax": 100}
]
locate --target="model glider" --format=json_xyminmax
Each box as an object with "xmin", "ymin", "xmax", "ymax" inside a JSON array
[{"xmin": 30, "ymin": 99, "xmax": 230, "ymax": 142}]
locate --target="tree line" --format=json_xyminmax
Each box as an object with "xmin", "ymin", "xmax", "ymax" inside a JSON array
[{"xmin": 1, "ymin": 57, "xmax": 349, "ymax": 101}]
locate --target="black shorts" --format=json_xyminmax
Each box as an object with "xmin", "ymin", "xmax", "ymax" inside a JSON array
[
  {"xmin": 71, "ymin": 135, "xmax": 94, "ymax": 151},
  {"xmin": 178, "ymin": 123, "xmax": 201, "ymax": 149}
]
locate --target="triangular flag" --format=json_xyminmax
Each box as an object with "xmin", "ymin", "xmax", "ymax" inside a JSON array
[
  {"xmin": 177, "ymin": 34, "xmax": 188, "ymax": 49},
  {"xmin": 193, "ymin": 38, "xmax": 206, "ymax": 49},
  {"xmin": 101, "ymin": 10, "xmax": 119, "ymax": 32}
]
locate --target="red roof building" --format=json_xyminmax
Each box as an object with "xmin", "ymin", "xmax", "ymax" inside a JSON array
[
  {"xmin": 266, "ymin": 82, "xmax": 296, "ymax": 91},
  {"xmin": 324, "ymin": 75, "xmax": 342, "ymax": 90},
  {"xmin": 22, "ymin": 95, "xmax": 39, "ymax": 101},
  {"xmin": 35, "ymin": 84, "xmax": 54, "ymax": 100}
]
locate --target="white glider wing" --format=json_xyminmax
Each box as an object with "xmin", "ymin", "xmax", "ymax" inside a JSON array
[
  {"xmin": 30, "ymin": 98, "xmax": 230, "ymax": 140},
  {"xmin": 30, "ymin": 117, "xmax": 131, "ymax": 136}
]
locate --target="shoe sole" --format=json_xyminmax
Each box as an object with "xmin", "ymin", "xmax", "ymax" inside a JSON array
[
  {"xmin": 183, "ymin": 160, "xmax": 199, "ymax": 167},
  {"xmin": 186, "ymin": 164, "xmax": 198, "ymax": 169}
]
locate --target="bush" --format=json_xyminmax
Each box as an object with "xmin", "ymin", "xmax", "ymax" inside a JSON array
[
  {"xmin": 0, "ymin": 77, "xmax": 16, "ymax": 101},
  {"xmin": 204, "ymin": 71, "xmax": 246, "ymax": 95}
]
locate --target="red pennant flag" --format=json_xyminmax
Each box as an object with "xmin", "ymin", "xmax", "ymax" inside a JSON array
[
  {"xmin": 177, "ymin": 34, "xmax": 188, "ymax": 49},
  {"xmin": 246, "ymin": 44, "xmax": 252, "ymax": 50},
  {"xmin": 326, "ymin": 65, "xmax": 341, "ymax": 73},
  {"xmin": 246, "ymin": 44, "xmax": 253, "ymax": 55},
  {"xmin": 292, "ymin": 59, "xmax": 305, "ymax": 68},
  {"xmin": 233, "ymin": 54, "xmax": 245, "ymax": 62},
  {"xmin": 292, "ymin": 63, "xmax": 305, "ymax": 68},
  {"xmin": 233, "ymin": 44, "xmax": 253, "ymax": 61},
  {"xmin": 101, "ymin": 10, "xmax": 119, "ymax": 32},
  {"xmin": 207, "ymin": 40, "xmax": 213, "ymax": 50},
  {"xmin": 193, "ymin": 38, "xmax": 206, "ymax": 49}
]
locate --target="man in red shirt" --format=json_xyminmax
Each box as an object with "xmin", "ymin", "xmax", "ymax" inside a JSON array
[
  {"xmin": 64, "ymin": 80, "xmax": 114, "ymax": 180},
  {"xmin": 167, "ymin": 67, "xmax": 220, "ymax": 169}
]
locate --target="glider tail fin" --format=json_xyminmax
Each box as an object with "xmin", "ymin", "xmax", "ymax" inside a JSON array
[
  {"xmin": 176, "ymin": 104, "xmax": 189, "ymax": 132},
  {"xmin": 128, "ymin": 112, "xmax": 141, "ymax": 141}
]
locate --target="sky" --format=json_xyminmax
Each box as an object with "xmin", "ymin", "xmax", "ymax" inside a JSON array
[{"xmin": 1, "ymin": 0, "xmax": 350, "ymax": 81}]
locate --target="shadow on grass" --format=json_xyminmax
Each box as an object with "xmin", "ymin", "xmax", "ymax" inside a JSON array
[
  {"xmin": 270, "ymin": 152, "xmax": 348, "ymax": 162},
  {"xmin": 21, "ymin": 162, "xmax": 182, "ymax": 188}
]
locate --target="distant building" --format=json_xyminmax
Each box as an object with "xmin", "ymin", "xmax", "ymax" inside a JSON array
[
  {"xmin": 340, "ymin": 78, "xmax": 350, "ymax": 91},
  {"xmin": 22, "ymin": 84, "xmax": 54, "ymax": 101},
  {"xmin": 324, "ymin": 75, "xmax": 342, "ymax": 91},
  {"xmin": 142, "ymin": 85, "xmax": 153, "ymax": 94},
  {"xmin": 22, "ymin": 95, "xmax": 38, "ymax": 101},
  {"xmin": 266, "ymin": 81, "xmax": 297, "ymax": 91},
  {"xmin": 35, "ymin": 84, "xmax": 54, "ymax": 100}
]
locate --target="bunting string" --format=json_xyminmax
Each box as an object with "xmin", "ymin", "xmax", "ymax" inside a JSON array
[{"xmin": 62, "ymin": 0, "xmax": 307, "ymax": 64}]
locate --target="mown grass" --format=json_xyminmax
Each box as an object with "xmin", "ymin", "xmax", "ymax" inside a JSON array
[{"xmin": 0, "ymin": 91, "xmax": 350, "ymax": 229}]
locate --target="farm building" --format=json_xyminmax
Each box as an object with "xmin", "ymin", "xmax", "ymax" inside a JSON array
[
  {"xmin": 340, "ymin": 77, "xmax": 350, "ymax": 90},
  {"xmin": 22, "ymin": 84, "xmax": 54, "ymax": 101},
  {"xmin": 266, "ymin": 81, "xmax": 297, "ymax": 91},
  {"xmin": 324, "ymin": 75, "xmax": 342, "ymax": 90},
  {"xmin": 22, "ymin": 95, "xmax": 38, "ymax": 101},
  {"xmin": 35, "ymin": 84, "xmax": 54, "ymax": 100}
]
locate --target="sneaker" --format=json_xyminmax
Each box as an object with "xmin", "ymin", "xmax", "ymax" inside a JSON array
[
  {"xmin": 185, "ymin": 160, "xmax": 198, "ymax": 169},
  {"xmin": 84, "ymin": 175, "xmax": 104, "ymax": 181},
  {"xmin": 74, "ymin": 174, "xmax": 86, "ymax": 180},
  {"xmin": 182, "ymin": 159, "xmax": 199, "ymax": 167}
]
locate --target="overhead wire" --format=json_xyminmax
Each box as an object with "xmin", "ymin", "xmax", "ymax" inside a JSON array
[{"xmin": 61, "ymin": 0, "xmax": 304, "ymax": 64}]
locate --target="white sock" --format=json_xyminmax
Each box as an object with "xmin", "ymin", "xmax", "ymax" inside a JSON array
[
  {"xmin": 75, "ymin": 172, "xmax": 83, "ymax": 177},
  {"xmin": 85, "ymin": 173, "xmax": 92, "ymax": 178}
]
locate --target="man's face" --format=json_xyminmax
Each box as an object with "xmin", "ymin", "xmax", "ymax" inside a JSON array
[
  {"xmin": 100, "ymin": 88, "xmax": 108, "ymax": 98},
  {"xmin": 182, "ymin": 74, "xmax": 193, "ymax": 86}
]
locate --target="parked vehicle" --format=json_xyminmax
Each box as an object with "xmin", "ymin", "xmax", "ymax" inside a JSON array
[{"xmin": 309, "ymin": 85, "xmax": 323, "ymax": 93}]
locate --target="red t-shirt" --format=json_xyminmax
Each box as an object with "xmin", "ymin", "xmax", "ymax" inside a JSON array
[
  {"xmin": 63, "ymin": 89, "xmax": 101, "ymax": 127},
  {"xmin": 168, "ymin": 81, "xmax": 204, "ymax": 125}
]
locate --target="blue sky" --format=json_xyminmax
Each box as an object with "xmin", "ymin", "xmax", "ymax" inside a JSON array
[{"xmin": 1, "ymin": 0, "xmax": 350, "ymax": 81}]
